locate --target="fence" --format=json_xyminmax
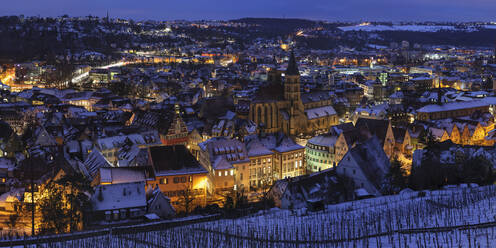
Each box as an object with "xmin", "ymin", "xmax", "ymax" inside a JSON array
[{"xmin": 0, "ymin": 214, "xmax": 221, "ymax": 247}]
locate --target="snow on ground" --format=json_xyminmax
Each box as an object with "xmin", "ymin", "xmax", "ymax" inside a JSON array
[
  {"xmin": 339, "ymin": 24, "xmax": 474, "ymax": 32},
  {"xmin": 484, "ymin": 25, "xmax": 496, "ymax": 30},
  {"xmin": 11, "ymin": 185, "xmax": 496, "ymax": 247}
]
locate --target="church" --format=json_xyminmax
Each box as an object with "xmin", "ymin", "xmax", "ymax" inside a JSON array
[{"xmin": 249, "ymin": 52, "xmax": 338, "ymax": 137}]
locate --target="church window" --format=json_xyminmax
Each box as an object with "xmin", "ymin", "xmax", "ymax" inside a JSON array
[
  {"xmin": 265, "ymin": 106, "xmax": 270, "ymax": 128},
  {"xmin": 257, "ymin": 106, "xmax": 262, "ymax": 124}
]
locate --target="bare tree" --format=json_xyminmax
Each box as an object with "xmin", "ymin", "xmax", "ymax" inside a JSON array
[
  {"xmin": 258, "ymin": 173, "xmax": 274, "ymax": 210},
  {"xmin": 4, "ymin": 204, "xmax": 24, "ymax": 236},
  {"xmin": 177, "ymin": 181, "xmax": 196, "ymax": 214}
]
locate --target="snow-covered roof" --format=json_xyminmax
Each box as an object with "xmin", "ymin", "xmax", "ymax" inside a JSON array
[
  {"xmin": 213, "ymin": 157, "xmax": 233, "ymax": 170},
  {"xmin": 96, "ymin": 131, "xmax": 160, "ymax": 151},
  {"xmin": 117, "ymin": 143, "xmax": 141, "ymax": 167},
  {"xmin": 389, "ymin": 91, "xmax": 404, "ymax": 99},
  {"xmin": 417, "ymin": 100, "xmax": 489, "ymax": 113},
  {"xmin": 305, "ymin": 106, "xmax": 337, "ymax": 120},
  {"xmin": 355, "ymin": 104, "xmax": 388, "ymax": 117},
  {"xmin": 307, "ymin": 135, "xmax": 338, "ymax": 147},
  {"xmin": 0, "ymin": 158, "xmax": 15, "ymax": 170},
  {"xmin": 199, "ymin": 137, "xmax": 249, "ymax": 165},
  {"xmin": 91, "ymin": 181, "xmax": 146, "ymax": 211},
  {"xmin": 273, "ymin": 136, "xmax": 304, "ymax": 153},
  {"xmin": 246, "ymin": 138, "xmax": 273, "ymax": 157},
  {"xmin": 84, "ymin": 149, "xmax": 112, "ymax": 177}
]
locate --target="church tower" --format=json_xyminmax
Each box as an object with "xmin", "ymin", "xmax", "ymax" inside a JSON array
[
  {"xmin": 284, "ymin": 51, "xmax": 304, "ymax": 137},
  {"xmin": 284, "ymin": 51, "xmax": 301, "ymax": 101}
]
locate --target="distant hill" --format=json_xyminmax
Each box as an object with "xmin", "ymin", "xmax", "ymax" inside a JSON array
[
  {"xmin": 232, "ymin": 18, "xmax": 320, "ymax": 34},
  {"xmin": 234, "ymin": 18, "xmax": 318, "ymax": 26}
]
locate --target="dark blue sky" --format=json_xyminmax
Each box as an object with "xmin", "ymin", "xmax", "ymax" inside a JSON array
[{"xmin": 2, "ymin": 0, "xmax": 495, "ymax": 21}]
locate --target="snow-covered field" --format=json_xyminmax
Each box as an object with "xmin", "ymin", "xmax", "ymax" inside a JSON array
[
  {"xmin": 338, "ymin": 24, "xmax": 485, "ymax": 32},
  {"xmin": 9, "ymin": 185, "xmax": 496, "ymax": 247}
]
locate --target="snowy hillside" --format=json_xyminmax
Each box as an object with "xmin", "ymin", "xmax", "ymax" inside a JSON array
[
  {"xmin": 339, "ymin": 24, "xmax": 496, "ymax": 32},
  {"xmin": 8, "ymin": 185, "xmax": 496, "ymax": 247}
]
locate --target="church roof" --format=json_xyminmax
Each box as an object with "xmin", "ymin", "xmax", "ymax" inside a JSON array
[
  {"xmin": 285, "ymin": 51, "xmax": 300, "ymax": 76},
  {"xmin": 253, "ymin": 82, "xmax": 285, "ymax": 102}
]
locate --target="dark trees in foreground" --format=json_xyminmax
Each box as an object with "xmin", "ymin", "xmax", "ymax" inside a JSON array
[{"xmin": 409, "ymin": 145, "xmax": 495, "ymax": 190}]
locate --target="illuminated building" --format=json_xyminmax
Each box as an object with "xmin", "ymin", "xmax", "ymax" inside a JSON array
[
  {"xmin": 249, "ymin": 52, "xmax": 338, "ymax": 137},
  {"xmin": 416, "ymin": 100, "xmax": 495, "ymax": 121},
  {"xmin": 198, "ymin": 137, "xmax": 249, "ymax": 193},
  {"xmin": 147, "ymin": 145, "xmax": 209, "ymax": 212}
]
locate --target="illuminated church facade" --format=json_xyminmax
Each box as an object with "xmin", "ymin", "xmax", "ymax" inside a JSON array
[{"xmin": 249, "ymin": 52, "xmax": 339, "ymax": 137}]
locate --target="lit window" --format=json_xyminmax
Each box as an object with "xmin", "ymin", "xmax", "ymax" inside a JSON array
[
  {"xmin": 295, "ymin": 161, "xmax": 298, "ymax": 169},
  {"xmin": 225, "ymin": 171, "xmax": 228, "ymax": 176},
  {"xmin": 230, "ymin": 169, "xmax": 234, "ymax": 176},
  {"xmin": 218, "ymin": 171, "xmax": 222, "ymax": 177}
]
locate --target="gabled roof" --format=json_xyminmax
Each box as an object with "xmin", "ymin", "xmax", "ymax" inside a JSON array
[
  {"xmin": 331, "ymin": 123, "xmax": 356, "ymax": 135},
  {"xmin": 305, "ymin": 106, "xmax": 337, "ymax": 120},
  {"xmin": 301, "ymin": 91, "xmax": 333, "ymax": 104},
  {"xmin": 346, "ymin": 136, "xmax": 390, "ymax": 191},
  {"xmin": 355, "ymin": 118, "xmax": 391, "ymax": 144},
  {"xmin": 417, "ymin": 100, "xmax": 489, "ymax": 113},
  {"xmin": 149, "ymin": 145, "xmax": 207, "ymax": 176},
  {"xmin": 84, "ymin": 149, "xmax": 112, "ymax": 177},
  {"xmin": 91, "ymin": 181, "xmax": 146, "ymax": 211},
  {"xmin": 308, "ymin": 135, "xmax": 338, "ymax": 147},
  {"xmin": 130, "ymin": 109, "xmax": 177, "ymax": 134},
  {"xmin": 33, "ymin": 126, "xmax": 57, "ymax": 147},
  {"xmin": 269, "ymin": 168, "xmax": 339, "ymax": 208},
  {"xmin": 213, "ymin": 156, "xmax": 233, "ymax": 170},
  {"xmin": 199, "ymin": 137, "xmax": 249, "ymax": 165},
  {"xmin": 246, "ymin": 138, "xmax": 273, "ymax": 157},
  {"xmin": 95, "ymin": 131, "xmax": 161, "ymax": 151}
]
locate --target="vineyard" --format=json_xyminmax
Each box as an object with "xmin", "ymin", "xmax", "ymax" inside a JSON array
[{"xmin": 5, "ymin": 185, "xmax": 496, "ymax": 247}]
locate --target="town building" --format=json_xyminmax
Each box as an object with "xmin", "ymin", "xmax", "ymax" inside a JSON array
[
  {"xmin": 336, "ymin": 136, "xmax": 390, "ymax": 196},
  {"xmin": 90, "ymin": 181, "xmax": 147, "ymax": 223},
  {"xmin": 249, "ymin": 52, "xmax": 338, "ymax": 137},
  {"xmin": 147, "ymin": 145, "xmax": 209, "ymax": 212}
]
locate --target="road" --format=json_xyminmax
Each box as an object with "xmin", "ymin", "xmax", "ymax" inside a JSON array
[{"xmin": 70, "ymin": 61, "xmax": 128, "ymax": 84}]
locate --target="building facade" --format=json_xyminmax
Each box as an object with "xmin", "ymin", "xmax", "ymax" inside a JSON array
[{"xmin": 249, "ymin": 52, "xmax": 338, "ymax": 137}]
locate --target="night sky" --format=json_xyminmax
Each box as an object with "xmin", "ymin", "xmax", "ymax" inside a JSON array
[{"xmin": 2, "ymin": 0, "xmax": 495, "ymax": 21}]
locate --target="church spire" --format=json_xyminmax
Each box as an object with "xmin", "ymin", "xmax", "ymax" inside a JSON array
[{"xmin": 286, "ymin": 51, "xmax": 299, "ymax": 76}]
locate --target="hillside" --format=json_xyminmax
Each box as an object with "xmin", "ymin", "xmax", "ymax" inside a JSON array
[{"xmin": 9, "ymin": 185, "xmax": 496, "ymax": 247}]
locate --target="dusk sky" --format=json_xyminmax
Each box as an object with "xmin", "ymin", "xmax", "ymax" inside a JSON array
[{"xmin": 2, "ymin": 0, "xmax": 496, "ymax": 21}]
